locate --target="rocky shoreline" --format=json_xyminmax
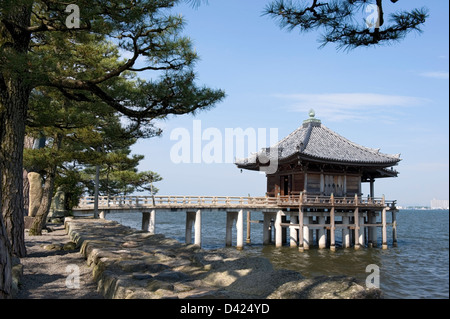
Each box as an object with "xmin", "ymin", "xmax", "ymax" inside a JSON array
[{"xmin": 59, "ymin": 217, "xmax": 382, "ymax": 299}]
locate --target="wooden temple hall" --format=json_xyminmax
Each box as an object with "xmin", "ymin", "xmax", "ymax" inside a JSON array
[{"xmin": 235, "ymin": 110, "xmax": 401, "ymax": 250}]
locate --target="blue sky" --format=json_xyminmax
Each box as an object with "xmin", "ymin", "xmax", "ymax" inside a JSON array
[{"xmin": 131, "ymin": 0, "xmax": 449, "ymax": 207}]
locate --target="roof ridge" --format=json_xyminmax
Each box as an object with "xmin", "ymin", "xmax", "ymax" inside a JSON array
[
  {"xmin": 320, "ymin": 124, "xmax": 398, "ymax": 159},
  {"xmin": 273, "ymin": 124, "xmax": 304, "ymax": 148},
  {"xmin": 300, "ymin": 121, "xmax": 314, "ymax": 152}
]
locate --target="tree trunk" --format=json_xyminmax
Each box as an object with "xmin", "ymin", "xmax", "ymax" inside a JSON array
[
  {"xmin": 28, "ymin": 170, "xmax": 56, "ymax": 236},
  {"xmin": 0, "ymin": 83, "xmax": 30, "ymax": 257},
  {"xmin": 0, "ymin": 90, "xmax": 30, "ymax": 257},
  {"xmin": 28, "ymin": 134, "xmax": 63, "ymax": 236},
  {"xmin": 0, "ymin": 4, "xmax": 32, "ymax": 260},
  {"xmin": 0, "ymin": 202, "xmax": 12, "ymax": 299}
]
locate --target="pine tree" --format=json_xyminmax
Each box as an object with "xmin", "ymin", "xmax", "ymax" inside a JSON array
[
  {"xmin": 24, "ymin": 85, "xmax": 159, "ymax": 235},
  {"xmin": 264, "ymin": 0, "xmax": 428, "ymax": 50},
  {"xmin": 1, "ymin": 0, "xmax": 224, "ymax": 296}
]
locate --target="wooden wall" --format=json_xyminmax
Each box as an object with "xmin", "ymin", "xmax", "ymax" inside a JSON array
[{"xmin": 267, "ymin": 171, "xmax": 361, "ymax": 197}]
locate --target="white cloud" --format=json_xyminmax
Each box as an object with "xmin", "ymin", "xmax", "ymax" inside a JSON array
[
  {"xmin": 273, "ymin": 93, "xmax": 430, "ymax": 122},
  {"xmin": 420, "ymin": 71, "xmax": 449, "ymax": 80}
]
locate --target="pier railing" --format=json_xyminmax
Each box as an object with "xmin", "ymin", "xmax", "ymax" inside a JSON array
[{"xmin": 75, "ymin": 194, "xmax": 396, "ymax": 210}]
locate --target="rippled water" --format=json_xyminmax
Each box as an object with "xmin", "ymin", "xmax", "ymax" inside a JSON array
[{"xmin": 106, "ymin": 209, "xmax": 449, "ymax": 299}]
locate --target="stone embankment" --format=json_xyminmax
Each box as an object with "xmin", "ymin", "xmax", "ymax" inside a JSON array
[{"xmin": 64, "ymin": 218, "xmax": 382, "ymax": 299}]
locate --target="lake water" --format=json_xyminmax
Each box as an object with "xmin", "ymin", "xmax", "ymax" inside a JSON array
[{"xmin": 106, "ymin": 209, "xmax": 449, "ymax": 299}]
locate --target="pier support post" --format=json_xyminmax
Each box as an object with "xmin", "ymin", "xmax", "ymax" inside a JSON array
[
  {"xmin": 236, "ymin": 210, "xmax": 244, "ymax": 250},
  {"xmin": 226, "ymin": 210, "xmax": 244, "ymax": 250},
  {"xmin": 281, "ymin": 215, "xmax": 287, "ymax": 244},
  {"xmin": 298, "ymin": 210, "xmax": 304, "ymax": 252},
  {"xmin": 318, "ymin": 216, "xmax": 326, "ymax": 249},
  {"xmin": 142, "ymin": 212, "xmax": 149, "ymax": 231},
  {"xmin": 368, "ymin": 212, "xmax": 378, "ymax": 248},
  {"xmin": 359, "ymin": 216, "xmax": 365, "ymax": 247},
  {"xmin": 303, "ymin": 216, "xmax": 310, "ymax": 250},
  {"xmin": 142, "ymin": 210, "xmax": 156, "ymax": 234},
  {"xmin": 150, "ymin": 210, "xmax": 156, "ymax": 235},
  {"xmin": 226, "ymin": 213, "xmax": 233, "ymax": 247},
  {"xmin": 290, "ymin": 215, "xmax": 299, "ymax": 248},
  {"xmin": 342, "ymin": 215, "xmax": 350, "ymax": 248},
  {"xmin": 275, "ymin": 210, "xmax": 283, "ymax": 248},
  {"xmin": 195, "ymin": 210, "xmax": 202, "ymax": 247},
  {"xmin": 392, "ymin": 211, "xmax": 398, "ymax": 247},
  {"xmin": 246, "ymin": 211, "xmax": 251, "ymax": 244},
  {"xmin": 186, "ymin": 212, "xmax": 194, "ymax": 245},
  {"xmin": 382, "ymin": 208, "xmax": 388, "ymax": 250},
  {"xmin": 330, "ymin": 207, "xmax": 336, "ymax": 251},
  {"xmin": 354, "ymin": 208, "xmax": 360, "ymax": 250},
  {"xmin": 263, "ymin": 213, "xmax": 273, "ymax": 245},
  {"xmin": 186, "ymin": 210, "xmax": 202, "ymax": 247}
]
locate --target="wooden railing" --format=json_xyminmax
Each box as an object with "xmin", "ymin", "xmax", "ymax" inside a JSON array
[{"xmin": 75, "ymin": 194, "xmax": 396, "ymax": 210}]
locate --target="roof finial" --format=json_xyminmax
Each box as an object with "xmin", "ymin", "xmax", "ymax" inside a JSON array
[{"xmin": 303, "ymin": 108, "xmax": 321, "ymax": 127}]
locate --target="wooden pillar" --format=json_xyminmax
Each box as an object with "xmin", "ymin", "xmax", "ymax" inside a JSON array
[
  {"xmin": 382, "ymin": 208, "xmax": 388, "ymax": 249},
  {"xmin": 342, "ymin": 215, "xmax": 350, "ymax": 248},
  {"xmin": 320, "ymin": 172, "xmax": 324, "ymax": 195},
  {"xmin": 343, "ymin": 174, "xmax": 347, "ymax": 196},
  {"xmin": 290, "ymin": 214, "xmax": 299, "ymax": 248},
  {"xmin": 392, "ymin": 211, "xmax": 398, "ymax": 247},
  {"xmin": 275, "ymin": 210, "xmax": 283, "ymax": 248},
  {"xmin": 304, "ymin": 172, "xmax": 308, "ymax": 193},
  {"xmin": 370, "ymin": 178, "xmax": 375, "ymax": 198}
]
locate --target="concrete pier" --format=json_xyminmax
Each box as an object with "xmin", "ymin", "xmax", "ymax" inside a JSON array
[
  {"xmin": 368, "ymin": 212, "xmax": 377, "ymax": 248},
  {"xmin": 318, "ymin": 216, "xmax": 326, "ymax": 249},
  {"xmin": 142, "ymin": 210, "xmax": 156, "ymax": 234},
  {"xmin": 289, "ymin": 215, "xmax": 299, "ymax": 247},
  {"xmin": 303, "ymin": 216, "xmax": 310, "ymax": 250},
  {"xmin": 275, "ymin": 210, "xmax": 283, "ymax": 248},
  {"xmin": 342, "ymin": 216, "xmax": 350, "ymax": 248},
  {"xmin": 330, "ymin": 207, "xmax": 336, "ymax": 251},
  {"xmin": 186, "ymin": 210, "xmax": 202, "ymax": 247},
  {"xmin": 226, "ymin": 210, "xmax": 244, "ymax": 250},
  {"xmin": 392, "ymin": 211, "xmax": 398, "ymax": 247},
  {"xmin": 382, "ymin": 208, "xmax": 388, "ymax": 250},
  {"xmin": 263, "ymin": 212, "xmax": 276, "ymax": 245},
  {"xmin": 354, "ymin": 208, "xmax": 361, "ymax": 250},
  {"xmin": 298, "ymin": 210, "xmax": 304, "ymax": 252}
]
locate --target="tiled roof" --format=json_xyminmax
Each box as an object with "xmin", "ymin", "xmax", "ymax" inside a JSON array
[{"xmin": 236, "ymin": 117, "xmax": 401, "ymax": 167}]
